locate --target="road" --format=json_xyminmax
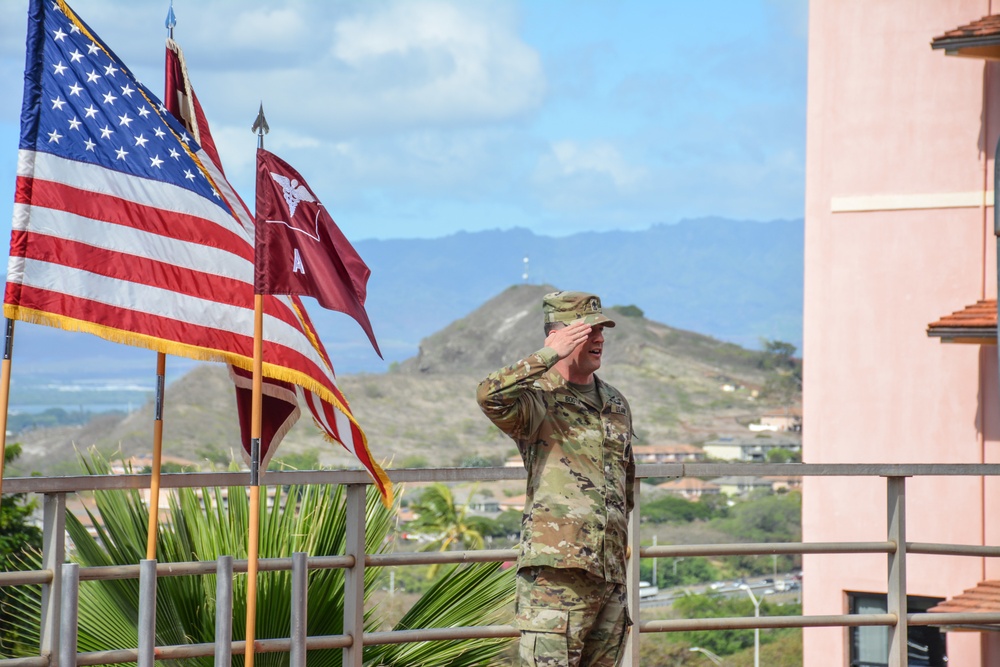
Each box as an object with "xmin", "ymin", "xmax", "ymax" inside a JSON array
[{"xmin": 639, "ymin": 572, "xmax": 802, "ymax": 610}]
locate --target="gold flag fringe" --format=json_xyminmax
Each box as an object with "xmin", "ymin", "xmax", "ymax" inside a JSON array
[{"xmin": 6, "ymin": 306, "xmax": 354, "ymax": 429}]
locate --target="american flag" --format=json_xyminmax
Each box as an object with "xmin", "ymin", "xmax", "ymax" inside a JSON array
[{"xmin": 6, "ymin": 0, "xmax": 392, "ymax": 504}]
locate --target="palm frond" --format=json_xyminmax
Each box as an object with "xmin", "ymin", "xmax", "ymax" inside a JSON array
[{"xmin": 1, "ymin": 451, "xmax": 514, "ymax": 666}]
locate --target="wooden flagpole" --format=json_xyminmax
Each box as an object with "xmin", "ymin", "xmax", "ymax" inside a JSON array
[
  {"xmin": 0, "ymin": 319, "xmax": 15, "ymax": 499},
  {"xmin": 144, "ymin": 352, "xmax": 166, "ymax": 559},
  {"xmin": 245, "ymin": 294, "xmax": 264, "ymax": 667},
  {"xmin": 144, "ymin": 6, "xmax": 179, "ymax": 563},
  {"xmin": 244, "ymin": 104, "xmax": 269, "ymax": 667}
]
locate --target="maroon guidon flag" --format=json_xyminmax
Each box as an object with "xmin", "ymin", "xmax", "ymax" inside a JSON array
[
  {"xmin": 163, "ymin": 40, "xmax": 390, "ymax": 503},
  {"xmin": 254, "ymin": 149, "xmax": 381, "ymax": 358},
  {"xmin": 165, "ymin": 39, "xmax": 299, "ymax": 465}
]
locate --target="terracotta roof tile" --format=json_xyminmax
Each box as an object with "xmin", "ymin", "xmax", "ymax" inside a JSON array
[
  {"xmin": 928, "ymin": 580, "xmax": 1000, "ymax": 622},
  {"xmin": 933, "ymin": 14, "xmax": 1000, "ymax": 44},
  {"xmin": 657, "ymin": 478, "xmax": 720, "ymax": 491},
  {"xmin": 927, "ymin": 300, "xmax": 996, "ymax": 343},
  {"xmin": 932, "ymin": 15, "xmax": 1000, "ymax": 59}
]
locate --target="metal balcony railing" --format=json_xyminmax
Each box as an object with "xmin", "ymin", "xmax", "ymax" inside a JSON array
[{"xmin": 0, "ymin": 462, "xmax": 999, "ymax": 667}]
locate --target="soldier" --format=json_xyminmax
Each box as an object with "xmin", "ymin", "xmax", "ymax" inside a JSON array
[{"xmin": 477, "ymin": 291, "xmax": 635, "ymax": 667}]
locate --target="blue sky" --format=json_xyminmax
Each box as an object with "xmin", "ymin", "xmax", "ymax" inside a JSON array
[{"xmin": 0, "ymin": 0, "xmax": 808, "ymax": 241}]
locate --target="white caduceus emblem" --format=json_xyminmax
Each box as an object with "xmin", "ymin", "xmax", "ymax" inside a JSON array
[
  {"xmin": 271, "ymin": 173, "xmax": 315, "ymax": 218},
  {"xmin": 267, "ymin": 172, "xmax": 321, "ymax": 241}
]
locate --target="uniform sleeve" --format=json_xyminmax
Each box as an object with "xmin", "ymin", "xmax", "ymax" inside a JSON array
[
  {"xmin": 476, "ymin": 347, "xmax": 559, "ymax": 441},
  {"xmin": 623, "ymin": 396, "xmax": 637, "ymax": 515}
]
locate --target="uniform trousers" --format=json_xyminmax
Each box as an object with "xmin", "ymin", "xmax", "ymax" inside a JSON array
[{"xmin": 514, "ymin": 566, "xmax": 629, "ymax": 667}]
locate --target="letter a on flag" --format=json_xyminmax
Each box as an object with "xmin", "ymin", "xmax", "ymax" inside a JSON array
[{"xmin": 254, "ymin": 149, "xmax": 381, "ymax": 358}]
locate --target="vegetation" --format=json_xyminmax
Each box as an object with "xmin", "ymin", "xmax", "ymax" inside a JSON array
[
  {"xmin": 0, "ymin": 444, "xmax": 43, "ymax": 656},
  {"xmin": 270, "ymin": 448, "xmax": 321, "ymax": 471},
  {"xmin": 0, "ymin": 452, "xmax": 515, "ymax": 665},
  {"xmin": 640, "ymin": 490, "xmax": 802, "ymax": 583},
  {"xmin": 636, "ymin": 593, "xmax": 802, "ymax": 666},
  {"xmin": 642, "ymin": 556, "xmax": 719, "ymax": 589},
  {"xmin": 643, "ymin": 495, "xmax": 722, "ymax": 524},
  {"xmin": 613, "ymin": 304, "xmax": 645, "ymax": 318},
  {"xmin": 714, "ymin": 491, "xmax": 800, "ymax": 543},
  {"xmin": 467, "ymin": 509, "xmax": 521, "ymax": 542},
  {"xmin": 758, "ymin": 338, "xmax": 802, "ymax": 402},
  {"xmin": 407, "ymin": 483, "xmax": 485, "ymax": 578}
]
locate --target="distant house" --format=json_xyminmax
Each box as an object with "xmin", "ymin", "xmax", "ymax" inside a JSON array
[
  {"xmin": 498, "ymin": 494, "xmax": 526, "ymax": 512},
  {"xmin": 749, "ymin": 408, "xmax": 802, "ymax": 433},
  {"xmin": 702, "ymin": 436, "xmax": 800, "ymax": 462},
  {"xmin": 450, "ymin": 488, "xmax": 502, "ymax": 516},
  {"xmin": 656, "ymin": 477, "xmax": 721, "ymax": 501},
  {"xmin": 709, "ymin": 476, "xmax": 775, "ymax": 497},
  {"xmin": 633, "ymin": 443, "xmax": 705, "ymax": 464},
  {"xmin": 762, "ymin": 475, "xmax": 802, "ymax": 493}
]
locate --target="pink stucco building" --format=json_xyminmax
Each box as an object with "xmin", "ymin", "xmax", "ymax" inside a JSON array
[{"xmin": 803, "ymin": 1, "xmax": 1000, "ymax": 665}]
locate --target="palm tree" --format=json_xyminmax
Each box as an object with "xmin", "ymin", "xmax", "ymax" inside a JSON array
[
  {"xmin": 1, "ymin": 452, "xmax": 514, "ymax": 666},
  {"xmin": 407, "ymin": 483, "xmax": 485, "ymax": 578}
]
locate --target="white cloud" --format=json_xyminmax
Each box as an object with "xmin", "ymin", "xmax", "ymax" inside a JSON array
[
  {"xmin": 226, "ymin": 7, "xmax": 308, "ymax": 50},
  {"xmin": 329, "ymin": 1, "xmax": 545, "ymax": 123},
  {"xmin": 535, "ymin": 140, "xmax": 647, "ymax": 195},
  {"xmin": 0, "ymin": 0, "xmax": 807, "ymax": 240},
  {"xmin": 175, "ymin": 1, "xmax": 545, "ymax": 138}
]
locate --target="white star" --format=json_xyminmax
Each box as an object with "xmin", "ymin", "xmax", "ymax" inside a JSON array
[
  {"xmin": 68, "ymin": 117, "xmax": 81, "ymax": 131},
  {"xmin": 149, "ymin": 155, "xmax": 163, "ymax": 168},
  {"xmin": 213, "ymin": 189, "xmax": 221, "ymax": 199},
  {"xmin": 169, "ymin": 147, "xmax": 181, "ymax": 159},
  {"xmin": 102, "ymin": 91, "xmax": 117, "ymax": 105},
  {"xmin": 85, "ymin": 70, "xmax": 101, "ymax": 84},
  {"xmin": 117, "ymin": 112, "xmax": 133, "ymax": 127},
  {"xmin": 180, "ymin": 132, "xmax": 190, "ymax": 144},
  {"xmin": 115, "ymin": 146, "xmax": 128, "ymax": 160},
  {"xmin": 52, "ymin": 61, "xmax": 67, "ymax": 76},
  {"xmin": 153, "ymin": 127, "xmax": 166, "ymax": 139},
  {"xmin": 137, "ymin": 106, "xmax": 150, "ymax": 118},
  {"xmin": 120, "ymin": 84, "xmax": 134, "ymax": 97},
  {"xmin": 86, "ymin": 41, "xmax": 100, "ymax": 55},
  {"xmin": 47, "ymin": 129, "xmax": 62, "ymax": 143},
  {"xmin": 134, "ymin": 134, "xmax": 148, "ymax": 148},
  {"xmin": 84, "ymin": 138, "xmax": 96, "ymax": 151},
  {"xmin": 50, "ymin": 96, "xmax": 66, "ymax": 111},
  {"xmin": 52, "ymin": 28, "xmax": 67, "ymax": 42},
  {"xmin": 83, "ymin": 104, "xmax": 98, "ymax": 119},
  {"xmin": 183, "ymin": 169, "xmax": 196, "ymax": 181},
  {"xmin": 51, "ymin": 1, "xmax": 59, "ymax": 10},
  {"xmin": 68, "ymin": 82, "xmax": 82, "ymax": 96},
  {"xmin": 69, "ymin": 49, "xmax": 83, "ymax": 63},
  {"xmin": 104, "ymin": 63, "xmax": 119, "ymax": 77},
  {"xmin": 99, "ymin": 125, "xmax": 113, "ymax": 139},
  {"xmin": 157, "ymin": 103, "xmax": 167, "ymax": 114},
  {"xmin": 69, "ymin": 24, "xmax": 80, "ymax": 34}
]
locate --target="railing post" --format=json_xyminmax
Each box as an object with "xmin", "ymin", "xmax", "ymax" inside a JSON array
[
  {"xmin": 886, "ymin": 476, "xmax": 908, "ymax": 667},
  {"xmin": 623, "ymin": 476, "xmax": 641, "ymax": 667},
  {"xmin": 343, "ymin": 485, "xmax": 366, "ymax": 667},
  {"xmin": 214, "ymin": 555, "xmax": 233, "ymax": 667},
  {"xmin": 290, "ymin": 551, "xmax": 308, "ymax": 667},
  {"xmin": 58, "ymin": 563, "xmax": 79, "ymax": 667},
  {"xmin": 40, "ymin": 492, "xmax": 66, "ymax": 666},
  {"xmin": 137, "ymin": 560, "xmax": 156, "ymax": 667}
]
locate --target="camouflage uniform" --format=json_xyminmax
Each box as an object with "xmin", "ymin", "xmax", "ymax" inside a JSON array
[{"xmin": 476, "ymin": 292, "xmax": 635, "ymax": 667}]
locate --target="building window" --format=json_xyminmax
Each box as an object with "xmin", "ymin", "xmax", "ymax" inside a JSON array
[{"xmin": 848, "ymin": 593, "xmax": 947, "ymax": 666}]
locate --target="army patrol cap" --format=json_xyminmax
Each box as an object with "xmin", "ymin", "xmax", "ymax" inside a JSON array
[{"xmin": 542, "ymin": 291, "xmax": 616, "ymax": 327}]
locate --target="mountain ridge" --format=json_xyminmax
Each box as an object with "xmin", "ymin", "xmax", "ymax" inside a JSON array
[
  {"xmin": 4, "ymin": 217, "xmax": 803, "ymax": 408},
  {"xmin": 10, "ymin": 284, "xmax": 801, "ymax": 477}
]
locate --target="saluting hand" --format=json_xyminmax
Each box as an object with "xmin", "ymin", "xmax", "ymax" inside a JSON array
[{"xmin": 545, "ymin": 320, "xmax": 592, "ymax": 360}]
